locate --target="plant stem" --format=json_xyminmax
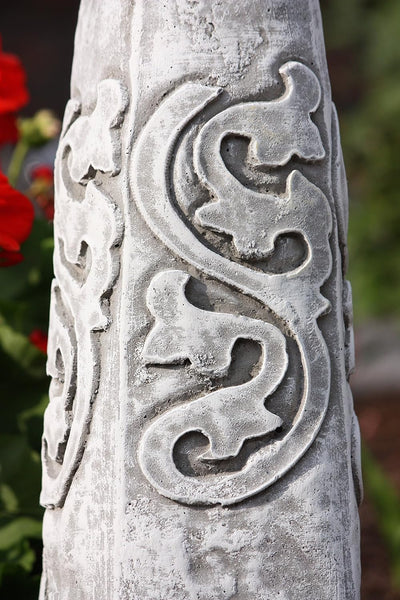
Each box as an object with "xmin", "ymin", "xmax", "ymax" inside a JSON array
[{"xmin": 7, "ymin": 140, "xmax": 29, "ymax": 187}]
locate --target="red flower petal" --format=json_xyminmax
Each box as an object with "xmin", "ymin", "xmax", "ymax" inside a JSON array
[
  {"xmin": 0, "ymin": 230, "xmax": 21, "ymax": 251},
  {"xmin": 0, "ymin": 37, "xmax": 29, "ymax": 114},
  {"xmin": 43, "ymin": 204, "xmax": 54, "ymax": 221},
  {"xmin": 0, "ymin": 249, "xmax": 24, "ymax": 267},
  {"xmin": 0, "ymin": 172, "xmax": 34, "ymax": 252},
  {"xmin": 29, "ymin": 329, "xmax": 48, "ymax": 354},
  {"xmin": 0, "ymin": 112, "xmax": 19, "ymax": 145}
]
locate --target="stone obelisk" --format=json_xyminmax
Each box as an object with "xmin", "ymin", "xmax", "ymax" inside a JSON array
[{"xmin": 40, "ymin": 1, "xmax": 362, "ymax": 598}]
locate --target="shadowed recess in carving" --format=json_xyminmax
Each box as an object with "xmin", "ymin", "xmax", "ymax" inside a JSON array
[
  {"xmin": 49, "ymin": 349, "xmax": 64, "ymax": 399},
  {"xmin": 57, "ymin": 238, "xmax": 92, "ymax": 286},
  {"xmin": 43, "ymin": 282, "xmax": 77, "ymax": 478},
  {"xmin": 143, "ymin": 324, "xmax": 302, "ymax": 480},
  {"xmin": 183, "ymin": 274, "xmax": 298, "ymax": 338},
  {"xmin": 172, "ymin": 338, "xmax": 286, "ymax": 478},
  {"xmin": 60, "ymin": 147, "xmax": 86, "ymax": 204},
  {"xmin": 192, "ymin": 227, "xmax": 308, "ymax": 275},
  {"xmin": 184, "ymin": 277, "xmax": 215, "ymax": 312},
  {"xmin": 220, "ymin": 135, "xmax": 284, "ymax": 192},
  {"xmin": 253, "ymin": 233, "xmax": 307, "ymax": 273},
  {"xmin": 178, "ymin": 134, "xmax": 288, "ymax": 270}
]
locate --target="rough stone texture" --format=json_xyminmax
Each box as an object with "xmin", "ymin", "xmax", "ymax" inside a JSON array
[{"xmin": 40, "ymin": 1, "xmax": 362, "ymax": 598}]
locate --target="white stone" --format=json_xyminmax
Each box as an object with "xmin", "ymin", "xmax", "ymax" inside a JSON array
[{"xmin": 40, "ymin": 1, "xmax": 361, "ymax": 598}]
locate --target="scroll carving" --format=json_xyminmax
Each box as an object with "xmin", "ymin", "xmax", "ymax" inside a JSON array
[
  {"xmin": 132, "ymin": 62, "xmax": 333, "ymax": 505},
  {"xmin": 44, "ymin": 282, "xmax": 77, "ymax": 468},
  {"xmin": 143, "ymin": 270, "xmax": 287, "ymax": 455},
  {"xmin": 41, "ymin": 79, "xmax": 127, "ymax": 508}
]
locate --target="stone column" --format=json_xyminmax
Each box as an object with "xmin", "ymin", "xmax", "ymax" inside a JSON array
[{"xmin": 40, "ymin": 1, "xmax": 362, "ymax": 598}]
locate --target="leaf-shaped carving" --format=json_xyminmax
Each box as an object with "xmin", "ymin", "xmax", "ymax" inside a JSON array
[
  {"xmin": 194, "ymin": 60, "xmax": 324, "ymax": 174},
  {"xmin": 197, "ymin": 170, "xmax": 328, "ymax": 265},
  {"xmin": 65, "ymin": 79, "xmax": 129, "ymax": 183}
]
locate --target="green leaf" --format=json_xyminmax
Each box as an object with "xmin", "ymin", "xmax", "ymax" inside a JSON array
[
  {"xmin": 0, "ymin": 435, "xmax": 42, "ymax": 517},
  {"xmin": 0, "ymin": 220, "xmax": 53, "ymax": 303},
  {"xmin": 363, "ymin": 446, "xmax": 400, "ymax": 589},
  {"xmin": 0, "ymin": 322, "xmax": 46, "ymax": 379},
  {"xmin": 0, "ymin": 485, "xmax": 18, "ymax": 513},
  {"xmin": 0, "ymin": 517, "xmax": 41, "ymax": 551}
]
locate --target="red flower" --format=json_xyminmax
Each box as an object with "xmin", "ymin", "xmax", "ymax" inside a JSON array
[
  {"xmin": 29, "ymin": 164, "xmax": 54, "ymax": 221},
  {"xmin": 31, "ymin": 165, "xmax": 53, "ymax": 183},
  {"xmin": 29, "ymin": 329, "xmax": 48, "ymax": 354},
  {"xmin": 0, "ymin": 36, "xmax": 29, "ymax": 145},
  {"xmin": 0, "ymin": 171, "xmax": 34, "ymax": 266},
  {"xmin": 0, "ymin": 113, "xmax": 19, "ymax": 145},
  {"xmin": 0, "ymin": 36, "xmax": 29, "ymax": 113},
  {"xmin": 0, "ymin": 249, "xmax": 24, "ymax": 267},
  {"xmin": 43, "ymin": 204, "xmax": 54, "ymax": 221}
]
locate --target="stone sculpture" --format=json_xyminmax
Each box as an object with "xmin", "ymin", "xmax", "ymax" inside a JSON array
[{"xmin": 40, "ymin": 1, "xmax": 362, "ymax": 598}]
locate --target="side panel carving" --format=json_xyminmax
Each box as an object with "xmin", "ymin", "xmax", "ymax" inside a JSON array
[
  {"xmin": 44, "ymin": 282, "xmax": 77, "ymax": 468},
  {"xmin": 331, "ymin": 104, "xmax": 362, "ymax": 506},
  {"xmin": 41, "ymin": 80, "xmax": 127, "ymax": 508},
  {"xmin": 132, "ymin": 62, "xmax": 333, "ymax": 505}
]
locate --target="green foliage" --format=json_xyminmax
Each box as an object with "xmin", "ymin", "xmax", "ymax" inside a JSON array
[
  {"xmin": 362, "ymin": 447, "xmax": 400, "ymax": 589},
  {"xmin": 322, "ymin": 0, "xmax": 367, "ymax": 49},
  {"xmin": 323, "ymin": 0, "xmax": 400, "ymax": 587},
  {"xmin": 322, "ymin": 0, "xmax": 400, "ymax": 320},
  {"xmin": 0, "ymin": 217, "xmax": 53, "ymax": 598}
]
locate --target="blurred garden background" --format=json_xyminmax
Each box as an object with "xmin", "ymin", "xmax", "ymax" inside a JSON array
[{"xmin": 0, "ymin": 0, "xmax": 399, "ymax": 598}]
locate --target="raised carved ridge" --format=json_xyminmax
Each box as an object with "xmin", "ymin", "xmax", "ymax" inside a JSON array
[
  {"xmin": 41, "ymin": 79, "xmax": 127, "ymax": 508},
  {"xmin": 131, "ymin": 61, "xmax": 333, "ymax": 506},
  {"xmin": 331, "ymin": 103, "xmax": 362, "ymax": 505}
]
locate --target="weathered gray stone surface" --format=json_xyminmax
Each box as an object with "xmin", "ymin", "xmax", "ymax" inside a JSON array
[{"xmin": 40, "ymin": 1, "xmax": 362, "ymax": 598}]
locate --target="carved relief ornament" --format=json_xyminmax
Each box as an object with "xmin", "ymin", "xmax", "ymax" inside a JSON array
[
  {"xmin": 132, "ymin": 61, "xmax": 333, "ymax": 505},
  {"xmin": 41, "ymin": 80, "xmax": 128, "ymax": 508}
]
